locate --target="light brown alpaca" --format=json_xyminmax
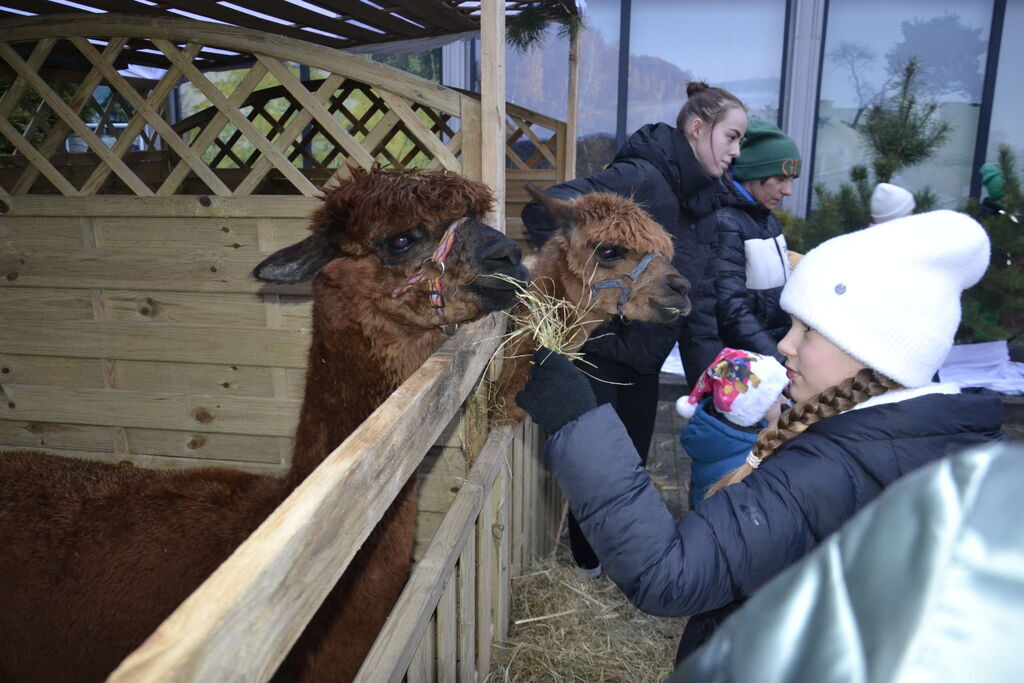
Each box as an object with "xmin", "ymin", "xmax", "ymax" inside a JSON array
[
  {"xmin": 0, "ymin": 168, "xmax": 527, "ymax": 683},
  {"xmin": 495, "ymin": 185, "xmax": 690, "ymax": 423}
]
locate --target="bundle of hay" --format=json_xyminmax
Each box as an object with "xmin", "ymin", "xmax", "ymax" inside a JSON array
[{"xmin": 496, "ymin": 274, "xmax": 600, "ymax": 365}]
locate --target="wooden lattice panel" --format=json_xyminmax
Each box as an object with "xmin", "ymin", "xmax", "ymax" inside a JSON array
[
  {"xmin": 0, "ymin": 15, "xmax": 472, "ymax": 197},
  {"xmin": 0, "ymin": 14, "xmax": 568, "ymax": 471}
]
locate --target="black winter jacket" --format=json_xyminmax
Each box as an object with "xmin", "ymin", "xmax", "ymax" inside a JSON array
[
  {"xmin": 544, "ymin": 387, "xmax": 1003, "ymax": 659},
  {"xmin": 521, "ymin": 123, "xmax": 723, "ymax": 379},
  {"xmin": 714, "ymin": 183, "xmax": 791, "ymax": 359}
]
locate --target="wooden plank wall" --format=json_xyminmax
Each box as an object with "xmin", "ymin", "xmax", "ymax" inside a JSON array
[
  {"xmin": 0, "ymin": 195, "xmax": 317, "ymax": 474},
  {"xmin": 505, "ymin": 168, "xmax": 561, "ymax": 252}
]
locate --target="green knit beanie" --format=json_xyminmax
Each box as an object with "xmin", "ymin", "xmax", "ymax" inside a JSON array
[
  {"xmin": 732, "ymin": 120, "xmax": 801, "ymax": 181},
  {"xmin": 980, "ymin": 162, "xmax": 1006, "ymax": 201}
]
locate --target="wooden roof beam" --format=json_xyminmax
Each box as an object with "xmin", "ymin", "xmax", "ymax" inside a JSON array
[{"xmin": 382, "ymin": 0, "xmax": 476, "ymax": 32}]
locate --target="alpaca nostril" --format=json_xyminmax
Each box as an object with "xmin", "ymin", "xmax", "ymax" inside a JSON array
[
  {"xmin": 482, "ymin": 239, "xmax": 523, "ymax": 270},
  {"xmin": 668, "ymin": 274, "xmax": 690, "ymax": 296}
]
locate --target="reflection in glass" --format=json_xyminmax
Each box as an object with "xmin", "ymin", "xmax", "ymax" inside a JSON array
[
  {"xmin": 499, "ymin": 0, "xmax": 623, "ymax": 176},
  {"xmin": 986, "ymin": 0, "xmax": 1024, "ymax": 167},
  {"xmin": 815, "ymin": 1, "xmax": 993, "ymax": 208},
  {"xmin": 626, "ymin": 0, "xmax": 787, "ymax": 132}
]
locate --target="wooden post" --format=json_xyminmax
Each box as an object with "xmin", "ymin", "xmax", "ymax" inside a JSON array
[
  {"xmin": 479, "ymin": 0, "xmax": 506, "ymax": 230},
  {"xmin": 565, "ymin": 28, "xmax": 580, "ymax": 181}
]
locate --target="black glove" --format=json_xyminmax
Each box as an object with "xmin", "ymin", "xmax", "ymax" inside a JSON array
[{"xmin": 515, "ymin": 347, "xmax": 597, "ymax": 434}]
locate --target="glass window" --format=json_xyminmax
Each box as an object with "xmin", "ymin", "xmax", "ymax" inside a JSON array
[
  {"xmin": 814, "ymin": 1, "xmax": 994, "ymax": 208},
  {"xmin": 574, "ymin": 0, "xmax": 622, "ymax": 175},
  {"xmin": 986, "ymin": 0, "xmax": 1024, "ymax": 167},
  {"xmin": 626, "ymin": 0, "xmax": 787, "ymax": 132},
  {"xmin": 504, "ymin": 27, "xmax": 570, "ymax": 122},
  {"xmin": 500, "ymin": 1, "xmax": 622, "ymax": 176}
]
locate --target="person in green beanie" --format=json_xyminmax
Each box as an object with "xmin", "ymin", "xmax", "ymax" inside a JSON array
[
  {"xmin": 978, "ymin": 161, "xmax": 1017, "ymax": 219},
  {"xmin": 980, "ymin": 162, "xmax": 1006, "ymax": 202},
  {"xmin": 711, "ymin": 119, "xmax": 801, "ymax": 360}
]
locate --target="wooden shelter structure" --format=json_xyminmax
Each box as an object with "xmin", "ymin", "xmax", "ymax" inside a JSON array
[{"xmin": 0, "ymin": 1, "xmax": 581, "ymax": 679}]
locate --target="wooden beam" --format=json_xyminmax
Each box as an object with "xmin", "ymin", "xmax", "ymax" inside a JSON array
[
  {"xmin": 0, "ymin": 320, "xmax": 309, "ymax": 367},
  {"xmin": 478, "ymin": 0, "xmax": 506, "ymax": 230},
  {"xmin": 565, "ymin": 29, "xmax": 580, "ymax": 181},
  {"xmin": 0, "ymin": 194, "xmax": 316, "ymax": 218},
  {"xmin": 1, "ymin": 384, "xmax": 300, "ymax": 437}
]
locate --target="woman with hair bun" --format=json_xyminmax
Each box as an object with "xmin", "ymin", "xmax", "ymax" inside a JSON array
[
  {"xmin": 521, "ymin": 82, "xmax": 748, "ymax": 575},
  {"xmin": 515, "ymin": 210, "xmax": 1004, "ymax": 661}
]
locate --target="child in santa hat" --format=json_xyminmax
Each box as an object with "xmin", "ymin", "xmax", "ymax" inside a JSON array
[{"xmin": 676, "ymin": 348, "xmax": 789, "ymax": 506}]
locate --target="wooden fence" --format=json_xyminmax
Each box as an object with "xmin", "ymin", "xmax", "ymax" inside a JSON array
[{"xmin": 0, "ymin": 14, "xmax": 565, "ymax": 680}]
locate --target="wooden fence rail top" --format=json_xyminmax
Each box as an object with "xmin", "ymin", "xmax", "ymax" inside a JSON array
[{"xmin": 106, "ymin": 314, "xmax": 505, "ymax": 683}]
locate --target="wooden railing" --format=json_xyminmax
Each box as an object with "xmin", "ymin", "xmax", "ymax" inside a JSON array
[
  {"xmin": 1, "ymin": 15, "xmax": 565, "ymax": 679},
  {"xmin": 104, "ymin": 315, "xmax": 559, "ymax": 681}
]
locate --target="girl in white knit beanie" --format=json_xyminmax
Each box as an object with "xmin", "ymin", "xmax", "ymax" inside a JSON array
[
  {"xmin": 515, "ymin": 209, "xmax": 1005, "ymax": 661},
  {"xmin": 707, "ymin": 208, "xmax": 999, "ymax": 494}
]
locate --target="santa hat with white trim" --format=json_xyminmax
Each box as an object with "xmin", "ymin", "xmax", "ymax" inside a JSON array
[{"xmin": 676, "ymin": 348, "xmax": 789, "ymax": 427}]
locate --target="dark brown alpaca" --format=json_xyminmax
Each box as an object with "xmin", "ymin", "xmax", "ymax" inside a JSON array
[
  {"xmin": 495, "ymin": 186, "xmax": 690, "ymax": 423},
  {"xmin": 0, "ymin": 168, "xmax": 527, "ymax": 683}
]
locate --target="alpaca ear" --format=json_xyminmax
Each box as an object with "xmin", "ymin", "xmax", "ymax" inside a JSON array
[
  {"xmin": 526, "ymin": 183, "xmax": 575, "ymax": 238},
  {"xmin": 251, "ymin": 232, "xmax": 340, "ymax": 283}
]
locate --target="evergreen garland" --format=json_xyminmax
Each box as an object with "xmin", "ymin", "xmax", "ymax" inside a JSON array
[{"xmin": 506, "ymin": 1, "xmax": 584, "ymax": 52}]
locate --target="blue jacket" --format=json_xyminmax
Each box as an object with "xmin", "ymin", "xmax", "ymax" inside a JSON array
[
  {"xmin": 680, "ymin": 398, "xmax": 761, "ymax": 506},
  {"xmin": 545, "ymin": 388, "xmax": 1003, "ymax": 658}
]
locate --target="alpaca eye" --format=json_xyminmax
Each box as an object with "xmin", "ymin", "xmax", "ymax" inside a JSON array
[
  {"xmin": 387, "ymin": 233, "xmax": 415, "ymax": 252},
  {"xmin": 596, "ymin": 245, "xmax": 622, "ymax": 261}
]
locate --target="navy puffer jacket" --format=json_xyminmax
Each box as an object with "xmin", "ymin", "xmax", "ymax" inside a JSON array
[
  {"xmin": 544, "ymin": 387, "xmax": 1003, "ymax": 657},
  {"xmin": 714, "ymin": 183, "xmax": 791, "ymax": 360},
  {"xmin": 521, "ymin": 123, "xmax": 723, "ymax": 379}
]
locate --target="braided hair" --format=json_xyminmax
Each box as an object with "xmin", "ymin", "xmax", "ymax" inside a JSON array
[{"xmin": 705, "ymin": 368, "xmax": 904, "ymax": 498}]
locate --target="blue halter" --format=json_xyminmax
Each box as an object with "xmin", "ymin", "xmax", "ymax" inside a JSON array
[{"xmin": 590, "ymin": 252, "xmax": 660, "ymax": 314}]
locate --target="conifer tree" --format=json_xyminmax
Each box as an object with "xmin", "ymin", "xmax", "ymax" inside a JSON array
[
  {"xmin": 796, "ymin": 58, "xmax": 946, "ymax": 251},
  {"xmin": 859, "ymin": 58, "xmax": 952, "ymax": 183},
  {"xmin": 961, "ymin": 145, "xmax": 1024, "ymax": 342}
]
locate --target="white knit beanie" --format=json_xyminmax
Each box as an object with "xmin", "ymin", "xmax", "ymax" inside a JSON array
[
  {"xmin": 870, "ymin": 183, "xmax": 916, "ymax": 223},
  {"xmin": 676, "ymin": 348, "xmax": 789, "ymax": 427},
  {"xmin": 780, "ymin": 210, "xmax": 990, "ymax": 388}
]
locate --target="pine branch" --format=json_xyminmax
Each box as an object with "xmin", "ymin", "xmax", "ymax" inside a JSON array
[{"xmin": 506, "ymin": 1, "xmax": 584, "ymax": 52}]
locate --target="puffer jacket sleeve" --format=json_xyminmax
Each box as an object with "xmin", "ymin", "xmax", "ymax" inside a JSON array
[
  {"xmin": 581, "ymin": 317, "xmax": 685, "ymax": 376},
  {"xmin": 714, "ymin": 208, "xmax": 784, "ymax": 360},
  {"xmin": 545, "ymin": 404, "xmax": 835, "ymax": 617}
]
